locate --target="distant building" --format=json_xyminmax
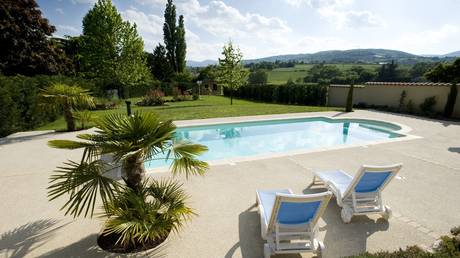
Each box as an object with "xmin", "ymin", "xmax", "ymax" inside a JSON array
[{"xmin": 199, "ymin": 79, "xmax": 223, "ymax": 95}]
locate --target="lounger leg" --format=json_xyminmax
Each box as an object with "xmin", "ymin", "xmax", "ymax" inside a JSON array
[
  {"xmin": 308, "ymin": 176, "xmax": 321, "ymax": 188},
  {"xmin": 382, "ymin": 205, "xmax": 392, "ymax": 220},
  {"xmin": 341, "ymin": 205, "xmax": 353, "ymax": 223},
  {"xmin": 316, "ymin": 241, "xmax": 325, "ymax": 258},
  {"xmin": 263, "ymin": 243, "xmax": 272, "ymax": 258}
]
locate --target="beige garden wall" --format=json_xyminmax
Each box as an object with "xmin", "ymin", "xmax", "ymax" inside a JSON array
[{"xmin": 328, "ymin": 83, "xmax": 460, "ymax": 118}]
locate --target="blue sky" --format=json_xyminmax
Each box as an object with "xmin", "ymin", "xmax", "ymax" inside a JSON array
[{"xmin": 37, "ymin": 0, "xmax": 460, "ymax": 61}]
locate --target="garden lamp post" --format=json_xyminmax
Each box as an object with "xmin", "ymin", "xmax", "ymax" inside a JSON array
[
  {"xmin": 125, "ymin": 100, "xmax": 132, "ymax": 116},
  {"xmin": 197, "ymin": 80, "xmax": 202, "ymax": 99}
]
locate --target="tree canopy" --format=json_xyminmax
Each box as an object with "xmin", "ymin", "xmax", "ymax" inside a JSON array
[
  {"xmin": 248, "ymin": 70, "xmax": 268, "ymax": 85},
  {"xmin": 80, "ymin": 0, "xmax": 150, "ymax": 97},
  {"xmin": 216, "ymin": 42, "xmax": 248, "ymax": 105},
  {"xmin": 0, "ymin": 0, "xmax": 71, "ymax": 75}
]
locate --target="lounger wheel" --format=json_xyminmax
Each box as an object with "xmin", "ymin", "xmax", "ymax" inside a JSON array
[
  {"xmin": 382, "ymin": 205, "xmax": 392, "ymax": 220},
  {"xmin": 316, "ymin": 241, "xmax": 325, "ymax": 258},
  {"xmin": 263, "ymin": 244, "xmax": 272, "ymax": 258},
  {"xmin": 341, "ymin": 206, "xmax": 353, "ymax": 223}
]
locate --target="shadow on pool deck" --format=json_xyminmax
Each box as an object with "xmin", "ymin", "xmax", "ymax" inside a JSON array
[
  {"xmin": 303, "ymin": 187, "xmax": 390, "ymax": 257},
  {"xmin": 0, "ymin": 219, "xmax": 67, "ymax": 258},
  {"xmin": 226, "ymin": 205, "xmax": 302, "ymax": 258}
]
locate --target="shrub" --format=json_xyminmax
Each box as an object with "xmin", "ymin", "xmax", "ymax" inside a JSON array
[
  {"xmin": 420, "ymin": 96, "xmax": 437, "ymax": 116},
  {"xmin": 0, "ymin": 75, "xmax": 62, "ymax": 137},
  {"xmin": 137, "ymin": 89, "xmax": 165, "ymax": 106},
  {"xmin": 231, "ymin": 82, "xmax": 327, "ymax": 106},
  {"xmin": 406, "ymin": 100, "xmax": 415, "ymax": 114},
  {"xmin": 94, "ymin": 98, "xmax": 120, "ymax": 110},
  {"xmin": 399, "ymin": 90, "xmax": 407, "ymax": 112},
  {"xmin": 444, "ymin": 83, "xmax": 458, "ymax": 117},
  {"xmin": 73, "ymin": 110, "xmax": 94, "ymax": 129},
  {"xmin": 348, "ymin": 226, "xmax": 460, "ymax": 258}
]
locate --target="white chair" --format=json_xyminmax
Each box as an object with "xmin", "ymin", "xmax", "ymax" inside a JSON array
[
  {"xmin": 256, "ymin": 189, "xmax": 332, "ymax": 258},
  {"xmin": 311, "ymin": 163, "xmax": 402, "ymax": 223}
]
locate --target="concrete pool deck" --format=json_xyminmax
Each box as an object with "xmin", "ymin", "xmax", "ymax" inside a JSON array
[{"xmin": 1, "ymin": 110, "xmax": 460, "ymax": 257}]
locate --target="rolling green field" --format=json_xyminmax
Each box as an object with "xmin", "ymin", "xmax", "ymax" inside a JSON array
[
  {"xmin": 267, "ymin": 63, "xmax": 402, "ymax": 84},
  {"xmin": 37, "ymin": 95, "xmax": 341, "ymax": 131}
]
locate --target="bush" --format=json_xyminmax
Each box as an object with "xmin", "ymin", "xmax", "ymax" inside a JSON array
[
  {"xmin": 406, "ymin": 100, "xmax": 415, "ymax": 114},
  {"xmin": 348, "ymin": 226, "xmax": 460, "ymax": 258},
  {"xmin": 137, "ymin": 89, "xmax": 165, "ymax": 106},
  {"xmin": 73, "ymin": 110, "xmax": 94, "ymax": 129},
  {"xmin": 94, "ymin": 97, "xmax": 121, "ymax": 110},
  {"xmin": 444, "ymin": 83, "xmax": 458, "ymax": 117},
  {"xmin": 420, "ymin": 96, "xmax": 437, "ymax": 116},
  {"xmin": 230, "ymin": 82, "xmax": 327, "ymax": 106},
  {"xmin": 0, "ymin": 75, "xmax": 62, "ymax": 137},
  {"xmin": 399, "ymin": 90, "xmax": 407, "ymax": 112}
]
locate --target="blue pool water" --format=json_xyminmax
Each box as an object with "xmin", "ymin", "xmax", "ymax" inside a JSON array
[{"xmin": 145, "ymin": 117, "xmax": 403, "ymax": 169}]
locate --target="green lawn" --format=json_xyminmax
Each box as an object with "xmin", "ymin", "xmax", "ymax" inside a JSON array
[{"xmin": 37, "ymin": 96, "xmax": 341, "ymax": 131}]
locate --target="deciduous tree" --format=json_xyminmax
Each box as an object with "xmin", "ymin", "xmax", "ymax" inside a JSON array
[
  {"xmin": 0, "ymin": 0, "xmax": 71, "ymax": 75},
  {"xmin": 80, "ymin": 0, "xmax": 149, "ymax": 98},
  {"xmin": 426, "ymin": 58, "xmax": 460, "ymax": 117},
  {"xmin": 216, "ymin": 42, "xmax": 248, "ymax": 105}
]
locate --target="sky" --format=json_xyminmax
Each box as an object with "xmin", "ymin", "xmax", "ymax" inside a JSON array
[{"xmin": 37, "ymin": 0, "xmax": 460, "ymax": 61}]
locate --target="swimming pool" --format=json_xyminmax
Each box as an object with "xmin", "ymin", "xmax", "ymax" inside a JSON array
[{"xmin": 145, "ymin": 117, "xmax": 406, "ymax": 169}]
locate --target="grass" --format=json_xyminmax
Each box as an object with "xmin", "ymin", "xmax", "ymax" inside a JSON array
[{"xmin": 36, "ymin": 95, "xmax": 341, "ymax": 131}]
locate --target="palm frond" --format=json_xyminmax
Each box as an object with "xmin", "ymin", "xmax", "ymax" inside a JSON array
[
  {"xmin": 102, "ymin": 179, "xmax": 194, "ymax": 247},
  {"xmin": 48, "ymin": 160, "xmax": 120, "ymax": 218},
  {"xmin": 40, "ymin": 83, "xmax": 95, "ymax": 110},
  {"xmin": 168, "ymin": 141, "xmax": 209, "ymax": 178}
]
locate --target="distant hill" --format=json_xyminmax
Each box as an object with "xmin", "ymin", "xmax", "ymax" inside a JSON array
[
  {"xmin": 186, "ymin": 59, "xmax": 217, "ymax": 67},
  {"xmin": 443, "ymin": 51, "xmax": 460, "ymax": 57},
  {"xmin": 187, "ymin": 48, "xmax": 456, "ymax": 67},
  {"xmin": 244, "ymin": 49, "xmax": 451, "ymax": 65}
]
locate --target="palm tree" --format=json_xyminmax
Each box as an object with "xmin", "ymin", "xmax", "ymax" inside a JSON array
[
  {"xmin": 40, "ymin": 83, "xmax": 95, "ymax": 131},
  {"xmin": 48, "ymin": 112, "xmax": 208, "ymax": 214},
  {"xmin": 48, "ymin": 112, "xmax": 208, "ymax": 250}
]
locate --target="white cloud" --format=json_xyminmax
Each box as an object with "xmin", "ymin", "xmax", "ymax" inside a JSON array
[
  {"xmin": 71, "ymin": 0, "xmax": 96, "ymax": 4},
  {"xmin": 394, "ymin": 24, "xmax": 460, "ymax": 54},
  {"xmin": 135, "ymin": 0, "xmax": 166, "ymax": 6},
  {"xmin": 56, "ymin": 24, "xmax": 80, "ymax": 34},
  {"xmin": 182, "ymin": 1, "xmax": 291, "ymax": 38},
  {"xmin": 284, "ymin": 0, "xmax": 352, "ymax": 8},
  {"xmin": 284, "ymin": 0, "xmax": 384, "ymax": 29},
  {"xmin": 177, "ymin": 0, "xmax": 208, "ymax": 16},
  {"xmin": 318, "ymin": 9, "xmax": 385, "ymax": 28},
  {"xmin": 121, "ymin": 8, "xmax": 164, "ymax": 51},
  {"xmin": 55, "ymin": 8, "xmax": 64, "ymax": 15}
]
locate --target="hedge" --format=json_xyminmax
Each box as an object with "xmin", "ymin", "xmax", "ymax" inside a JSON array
[
  {"xmin": 0, "ymin": 75, "xmax": 100, "ymax": 137},
  {"xmin": 228, "ymin": 82, "xmax": 328, "ymax": 106}
]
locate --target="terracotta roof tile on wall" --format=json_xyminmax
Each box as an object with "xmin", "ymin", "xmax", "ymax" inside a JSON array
[{"xmin": 365, "ymin": 82, "xmax": 452, "ymax": 86}]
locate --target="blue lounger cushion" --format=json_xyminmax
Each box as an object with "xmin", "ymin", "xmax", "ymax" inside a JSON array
[
  {"xmin": 258, "ymin": 189, "xmax": 291, "ymax": 225},
  {"xmin": 258, "ymin": 189, "xmax": 321, "ymax": 225},
  {"xmin": 355, "ymin": 171, "xmax": 392, "ymax": 192}
]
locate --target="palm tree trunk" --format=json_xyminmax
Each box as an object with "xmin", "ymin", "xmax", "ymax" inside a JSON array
[
  {"xmin": 123, "ymin": 155, "xmax": 145, "ymax": 192},
  {"xmin": 64, "ymin": 104, "xmax": 76, "ymax": 131}
]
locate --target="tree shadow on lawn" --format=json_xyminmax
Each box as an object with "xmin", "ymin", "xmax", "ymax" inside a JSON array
[
  {"xmin": 0, "ymin": 219, "xmax": 68, "ymax": 258},
  {"xmin": 149, "ymin": 104, "xmax": 214, "ymax": 110}
]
